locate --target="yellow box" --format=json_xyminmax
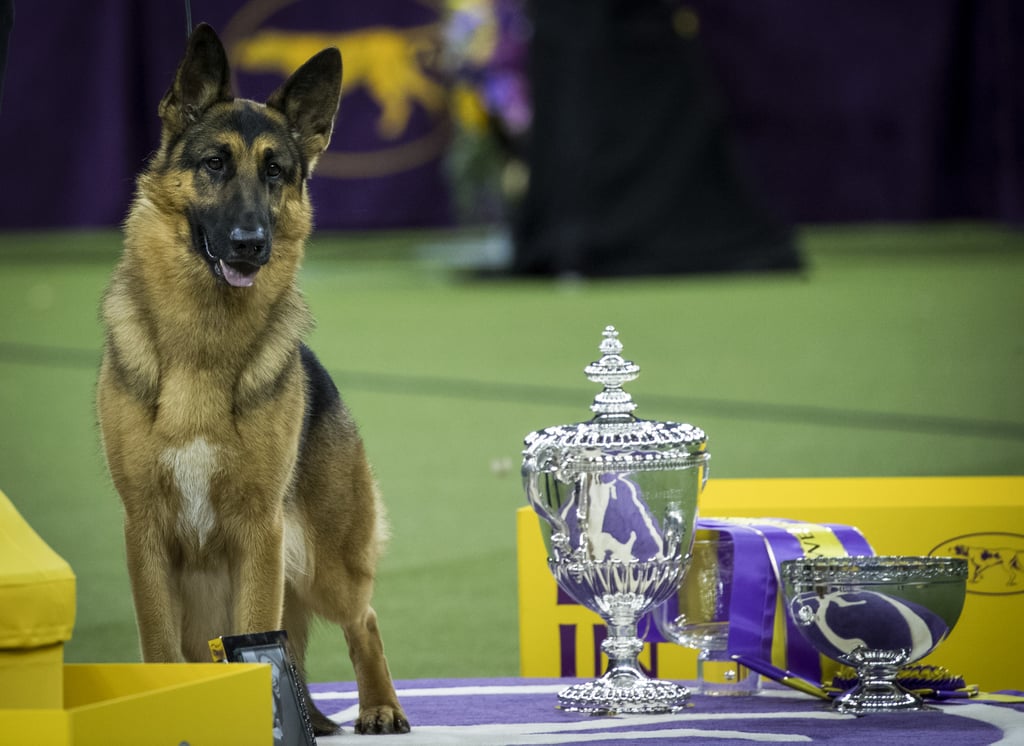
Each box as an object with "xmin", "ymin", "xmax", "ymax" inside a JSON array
[
  {"xmin": 517, "ymin": 476, "xmax": 1024, "ymax": 691},
  {"xmin": 0, "ymin": 644, "xmax": 65, "ymax": 710},
  {"xmin": 0, "ymin": 663, "xmax": 272, "ymax": 746}
]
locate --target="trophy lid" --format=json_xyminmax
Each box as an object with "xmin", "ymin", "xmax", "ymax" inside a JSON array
[{"xmin": 523, "ymin": 326, "xmax": 708, "ymax": 473}]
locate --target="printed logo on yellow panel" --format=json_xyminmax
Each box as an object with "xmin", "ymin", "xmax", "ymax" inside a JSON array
[{"xmin": 931, "ymin": 533, "xmax": 1024, "ymax": 596}]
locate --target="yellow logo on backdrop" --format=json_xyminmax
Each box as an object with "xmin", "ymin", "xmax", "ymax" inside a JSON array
[
  {"xmin": 931, "ymin": 533, "xmax": 1024, "ymax": 596},
  {"xmin": 232, "ymin": 27, "xmax": 446, "ymax": 140},
  {"xmin": 222, "ymin": 1, "xmax": 449, "ymax": 179}
]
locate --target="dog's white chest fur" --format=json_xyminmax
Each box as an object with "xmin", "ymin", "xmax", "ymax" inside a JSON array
[{"xmin": 161, "ymin": 437, "xmax": 219, "ymax": 546}]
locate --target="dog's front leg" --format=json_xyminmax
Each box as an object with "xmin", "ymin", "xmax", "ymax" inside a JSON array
[
  {"xmin": 233, "ymin": 518, "xmax": 286, "ymax": 633},
  {"xmin": 345, "ymin": 608, "xmax": 410, "ymax": 734},
  {"xmin": 124, "ymin": 518, "xmax": 184, "ymax": 662}
]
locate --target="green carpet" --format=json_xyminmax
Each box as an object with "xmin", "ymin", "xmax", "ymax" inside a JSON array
[{"xmin": 0, "ymin": 223, "xmax": 1021, "ymax": 682}]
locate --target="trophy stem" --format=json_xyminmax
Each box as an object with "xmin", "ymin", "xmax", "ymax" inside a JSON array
[{"xmin": 602, "ymin": 622, "xmax": 647, "ymax": 682}]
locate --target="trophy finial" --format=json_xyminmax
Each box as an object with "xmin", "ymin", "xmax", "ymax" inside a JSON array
[{"xmin": 585, "ymin": 325, "xmax": 639, "ymax": 418}]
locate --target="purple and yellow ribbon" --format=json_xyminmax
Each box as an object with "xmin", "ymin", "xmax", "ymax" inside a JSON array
[{"xmin": 696, "ymin": 517, "xmax": 873, "ymax": 685}]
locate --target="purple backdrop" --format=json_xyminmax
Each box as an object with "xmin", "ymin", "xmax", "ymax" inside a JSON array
[
  {"xmin": 689, "ymin": 0, "xmax": 1024, "ymax": 224},
  {"xmin": 0, "ymin": 0, "xmax": 1020, "ymax": 229},
  {"xmin": 0, "ymin": 0, "xmax": 453, "ymax": 229}
]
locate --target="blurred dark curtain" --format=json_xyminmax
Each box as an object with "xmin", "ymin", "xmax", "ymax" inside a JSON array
[
  {"xmin": 513, "ymin": 0, "xmax": 797, "ymax": 276},
  {"xmin": 0, "ymin": 1, "xmax": 11, "ymax": 113},
  {"xmin": 688, "ymin": 0, "xmax": 1024, "ymax": 225}
]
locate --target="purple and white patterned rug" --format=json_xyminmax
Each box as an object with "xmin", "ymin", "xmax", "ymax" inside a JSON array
[{"xmin": 309, "ymin": 678, "xmax": 1024, "ymax": 745}]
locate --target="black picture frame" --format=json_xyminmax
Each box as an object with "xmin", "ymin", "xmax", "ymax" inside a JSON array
[{"xmin": 210, "ymin": 630, "xmax": 317, "ymax": 746}]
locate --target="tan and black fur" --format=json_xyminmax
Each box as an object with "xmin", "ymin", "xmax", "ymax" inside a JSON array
[{"xmin": 96, "ymin": 24, "xmax": 408, "ymax": 735}]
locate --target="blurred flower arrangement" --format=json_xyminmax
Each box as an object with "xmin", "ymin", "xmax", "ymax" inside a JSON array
[{"xmin": 442, "ymin": 0, "xmax": 532, "ymax": 224}]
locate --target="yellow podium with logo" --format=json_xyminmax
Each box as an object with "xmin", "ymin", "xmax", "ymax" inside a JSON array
[
  {"xmin": 0, "ymin": 489, "xmax": 272, "ymax": 745},
  {"xmin": 518, "ymin": 476, "xmax": 1024, "ymax": 692}
]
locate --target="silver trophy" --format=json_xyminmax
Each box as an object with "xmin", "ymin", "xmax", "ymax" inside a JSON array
[
  {"xmin": 781, "ymin": 556, "xmax": 968, "ymax": 714},
  {"xmin": 522, "ymin": 326, "xmax": 710, "ymax": 714}
]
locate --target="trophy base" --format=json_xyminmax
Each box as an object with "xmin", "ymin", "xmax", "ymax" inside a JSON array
[
  {"xmin": 833, "ymin": 682, "xmax": 931, "ymax": 715},
  {"xmin": 557, "ymin": 670, "xmax": 690, "ymax": 715}
]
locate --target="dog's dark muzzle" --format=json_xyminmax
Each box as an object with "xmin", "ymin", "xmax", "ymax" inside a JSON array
[{"xmin": 197, "ymin": 223, "xmax": 272, "ymax": 288}]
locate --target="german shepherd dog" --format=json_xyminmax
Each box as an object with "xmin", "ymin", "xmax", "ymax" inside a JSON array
[{"xmin": 97, "ymin": 24, "xmax": 408, "ymax": 736}]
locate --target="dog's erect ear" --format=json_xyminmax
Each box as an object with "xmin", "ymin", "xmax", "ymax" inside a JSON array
[
  {"xmin": 158, "ymin": 23, "xmax": 233, "ymax": 140},
  {"xmin": 266, "ymin": 48, "xmax": 343, "ymax": 172}
]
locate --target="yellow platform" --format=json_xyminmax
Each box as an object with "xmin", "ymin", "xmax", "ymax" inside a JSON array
[
  {"xmin": 0, "ymin": 663, "xmax": 271, "ymax": 746},
  {"xmin": 518, "ymin": 476, "xmax": 1024, "ymax": 691}
]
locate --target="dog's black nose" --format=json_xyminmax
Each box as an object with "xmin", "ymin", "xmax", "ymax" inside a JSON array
[{"xmin": 229, "ymin": 226, "xmax": 268, "ymax": 261}]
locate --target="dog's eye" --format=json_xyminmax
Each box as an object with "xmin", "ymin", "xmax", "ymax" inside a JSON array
[
  {"xmin": 205, "ymin": 157, "xmax": 224, "ymax": 172},
  {"xmin": 267, "ymin": 162, "xmax": 282, "ymax": 179}
]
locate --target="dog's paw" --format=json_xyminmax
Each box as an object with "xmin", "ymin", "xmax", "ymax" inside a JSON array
[{"xmin": 354, "ymin": 706, "xmax": 411, "ymax": 735}]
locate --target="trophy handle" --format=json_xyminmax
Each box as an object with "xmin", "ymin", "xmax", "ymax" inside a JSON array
[{"xmin": 523, "ymin": 446, "xmax": 574, "ymax": 560}]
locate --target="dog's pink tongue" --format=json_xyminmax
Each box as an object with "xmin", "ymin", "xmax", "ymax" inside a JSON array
[{"xmin": 220, "ymin": 260, "xmax": 256, "ymax": 288}]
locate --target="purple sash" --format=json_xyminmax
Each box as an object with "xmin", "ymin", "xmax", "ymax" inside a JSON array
[{"xmin": 695, "ymin": 518, "xmax": 874, "ymax": 683}]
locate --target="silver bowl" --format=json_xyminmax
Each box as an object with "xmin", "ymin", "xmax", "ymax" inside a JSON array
[{"xmin": 780, "ymin": 555, "xmax": 968, "ymax": 714}]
